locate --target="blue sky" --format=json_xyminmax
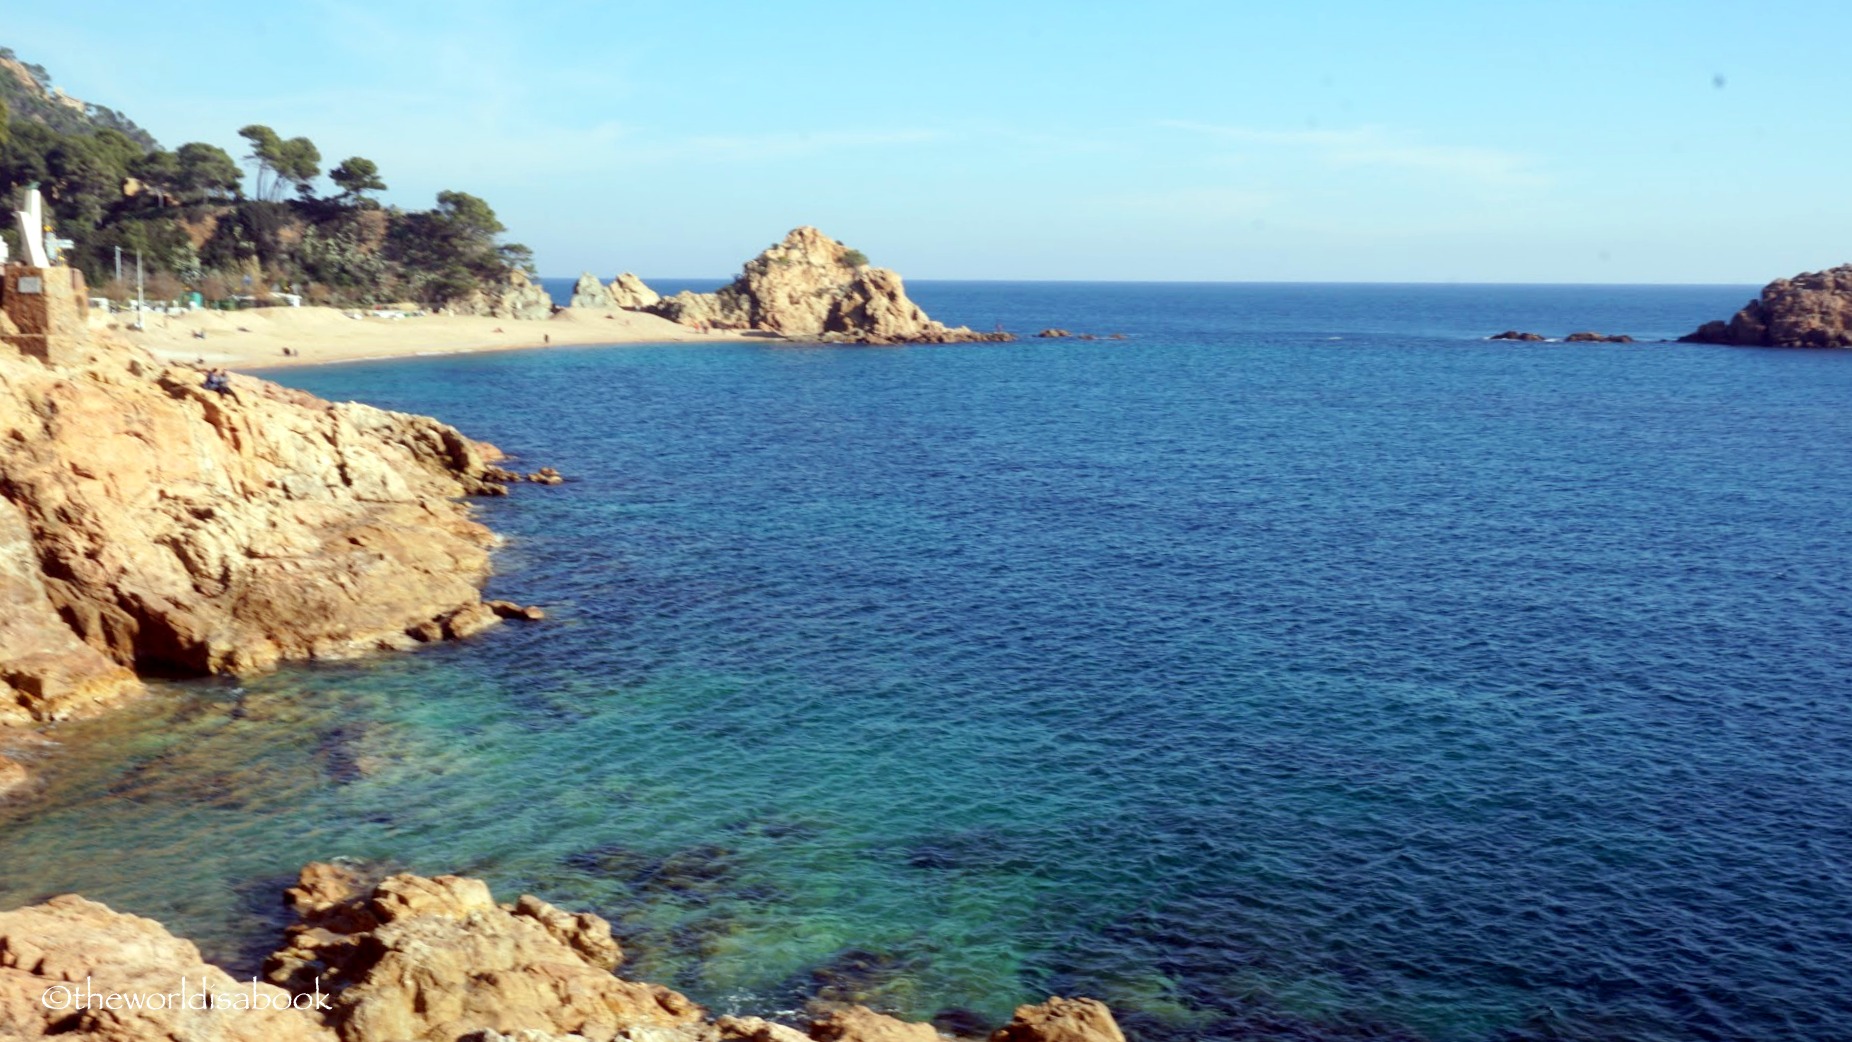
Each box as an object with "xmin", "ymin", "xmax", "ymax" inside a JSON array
[{"xmin": 9, "ymin": 1, "xmax": 1847, "ymax": 282}]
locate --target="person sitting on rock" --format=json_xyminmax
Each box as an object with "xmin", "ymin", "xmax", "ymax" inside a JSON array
[{"xmin": 203, "ymin": 369, "xmax": 234, "ymax": 396}]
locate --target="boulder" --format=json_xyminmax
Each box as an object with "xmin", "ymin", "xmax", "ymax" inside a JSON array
[
  {"xmin": 264, "ymin": 866, "xmax": 702, "ymax": 1042},
  {"xmin": 1681, "ymin": 264, "xmax": 1852, "ymax": 347},
  {"xmin": 1488, "ymin": 330, "xmax": 1545, "ymax": 341},
  {"xmin": 609, "ymin": 273, "xmax": 661, "ymax": 310},
  {"xmin": 568, "ymin": 273, "xmax": 615, "ymax": 310},
  {"xmin": 1564, "ymin": 331, "xmax": 1634, "ymax": 343},
  {"xmin": 0, "ymin": 893, "xmax": 337, "ymax": 1042},
  {"xmin": 1034, "ymin": 329, "xmax": 1071, "ymax": 338},
  {"xmin": 647, "ymin": 227, "xmax": 1011, "ymax": 344},
  {"xmin": 988, "ymin": 998, "xmax": 1123, "ymax": 1042}
]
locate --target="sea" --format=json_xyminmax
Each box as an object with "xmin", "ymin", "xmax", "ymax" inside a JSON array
[{"xmin": 4, "ymin": 281, "xmax": 1850, "ymax": 1042}]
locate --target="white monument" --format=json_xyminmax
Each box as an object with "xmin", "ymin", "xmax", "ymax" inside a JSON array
[{"xmin": 15, "ymin": 186, "xmax": 51, "ymax": 268}]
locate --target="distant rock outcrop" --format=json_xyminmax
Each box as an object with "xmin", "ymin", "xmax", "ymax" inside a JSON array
[
  {"xmin": 1564, "ymin": 331, "xmax": 1634, "ymax": 343},
  {"xmin": 610, "ymin": 272, "xmax": 661, "ymax": 309},
  {"xmin": 447, "ymin": 269, "xmax": 554, "ymax": 321},
  {"xmin": 1488, "ymin": 330, "xmax": 1546, "ymax": 341},
  {"xmin": 569, "ymin": 272, "xmax": 661, "ymax": 312},
  {"xmin": 1034, "ymin": 329, "xmax": 1072, "ymax": 338},
  {"xmin": 1680, "ymin": 264, "xmax": 1852, "ymax": 347},
  {"xmin": 647, "ymin": 227, "xmax": 1011, "ymax": 344},
  {"xmin": 569, "ymin": 271, "xmax": 615, "ymax": 310}
]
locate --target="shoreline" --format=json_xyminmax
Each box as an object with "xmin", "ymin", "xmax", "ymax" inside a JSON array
[{"xmin": 102, "ymin": 303, "xmax": 775, "ymax": 371}]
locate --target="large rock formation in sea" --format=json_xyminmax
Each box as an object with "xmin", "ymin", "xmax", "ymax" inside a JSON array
[
  {"xmin": 646, "ymin": 227, "xmax": 1011, "ymax": 344},
  {"xmin": 0, "ymin": 318, "xmax": 516, "ymax": 740},
  {"xmin": 1680, "ymin": 264, "xmax": 1852, "ymax": 347},
  {"xmin": 0, "ymin": 864, "xmax": 1129, "ymax": 1042}
]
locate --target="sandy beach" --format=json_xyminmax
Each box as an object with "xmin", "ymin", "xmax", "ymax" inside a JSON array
[{"xmin": 99, "ymin": 304, "xmax": 768, "ymax": 370}]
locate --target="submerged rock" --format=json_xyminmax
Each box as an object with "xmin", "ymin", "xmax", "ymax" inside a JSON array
[
  {"xmin": 1564, "ymin": 331, "xmax": 1634, "ymax": 343},
  {"xmin": 1680, "ymin": 264, "xmax": 1852, "ymax": 347},
  {"xmin": 1034, "ymin": 329, "xmax": 1072, "ymax": 338},
  {"xmin": 647, "ymin": 227, "xmax": 1013, "ymax": 344},
  {"xmin": 1488, "ymin": 330, "xmax": 1545, "ymax": 341}
]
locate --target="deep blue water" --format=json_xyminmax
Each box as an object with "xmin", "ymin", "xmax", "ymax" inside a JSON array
[{"xmin": 6, "ymin": 282, "xmax": 1850, "ymax": 1042}]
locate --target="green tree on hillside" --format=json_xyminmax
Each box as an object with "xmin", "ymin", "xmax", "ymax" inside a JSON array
[
  {"xmin": 275, "ymin": 136, "xmax": 321, "ymax": 199},
  {"xmin": 174, "ymin": 142, "xmax": 242, "ymax": 203},
  {"xmin": 329, "ymin": 156, "xmax": 385, "ymax": 203},
  {"xmin": 236, "ymin": 124, "xmax": 281, "ymax": 199}
]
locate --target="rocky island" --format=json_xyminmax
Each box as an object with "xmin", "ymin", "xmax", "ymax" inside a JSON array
[
  {"xmin": 1679, "ymin": 264, "xmax": 1852, "ymax": 347},
  {"xmin": 623, "ymin": 228, "xmax": 1012, "ymax": 345}
]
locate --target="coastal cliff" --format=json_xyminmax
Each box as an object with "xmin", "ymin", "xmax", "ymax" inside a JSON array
[
  {"xmin": 0, "ymin": 300, "xmax": 517, "ymax": 767},
  {"xmin": 0, "ymin": 864, "xmax": 1125, "ymax": 1042},
  {"xmin": 1680, "ymin": 264, "xmax": 1852, "ymax": 347},
  {"xmin": 645, "ymin": 228, "xmax": 1011, "ymax": 344}
]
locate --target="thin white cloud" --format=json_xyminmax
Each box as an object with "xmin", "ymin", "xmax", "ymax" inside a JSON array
[{"xmin": 1160, "ymin": 119, "xmax": 1545, "ymax": 188}]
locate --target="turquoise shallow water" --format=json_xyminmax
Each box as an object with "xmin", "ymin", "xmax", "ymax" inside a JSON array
[{"xmin": 4, "ymin": 283, "xmax": 1851, "ymax": 1041}]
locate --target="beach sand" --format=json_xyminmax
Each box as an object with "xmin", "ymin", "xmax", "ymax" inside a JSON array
[{"xmin": 100, "ymin": 304, "xmax": 768, "ymax": 370}]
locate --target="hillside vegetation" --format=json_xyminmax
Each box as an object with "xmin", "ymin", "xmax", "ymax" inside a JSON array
[{"xmin": 0, "ymin": 46, "xmax": 529, "ymax": 308}]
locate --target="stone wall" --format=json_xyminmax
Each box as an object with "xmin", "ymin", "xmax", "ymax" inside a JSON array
[{"xmin": 0, "ymin": 264, "xmax": 89, "ymax": 364}]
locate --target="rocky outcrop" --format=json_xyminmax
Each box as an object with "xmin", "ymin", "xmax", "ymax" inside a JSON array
[
  {"xmin": 1033, "ymin": 329, "xmax": 1071, "ymax": 339},
  {"xmin": 568, "ymin": 272, "xmax": 615, "ymax": 310},
  {"xmin": 1488, "ymin": 330, "xmax": 1545, "ymax": 341},
  {"xmin": 988, "ymin": 998, "xmax": 1125, "ymax": 1042},
  {"xmin": 1564, "ymin": 331, "xmax": 1634, "ymax": 343},
  {"xmin": 265, "ymin": 865, "xmax": 699, "ymax": 1042},
  {"xmin": 0, "ymin": 865, "xmax": 1126, "ymax": 1042},
  {"xmin": 0, "ymin": 340, "xmax": 515, "ymax": 727},
  {"xmin": 1680, "ymin": 265, "xmax": 1852, "ymax": 347},
  {"xmin": 0, "ymin": 893, "xmax": 337, "ymax": 1042},
  {"xmin": 569, "ymin": 273, "xmax": 660, "ymax": 313},
  {"xmin": 610, "ymin": 273, "xmax": 660, "ymax": 310},
  {"xmin": 448, "ymin": 270, "xmax": 555, "ymax": 321},
  {"xmin": 647, "ymin": 227, "xmax": 1011, "ymax": 345}
]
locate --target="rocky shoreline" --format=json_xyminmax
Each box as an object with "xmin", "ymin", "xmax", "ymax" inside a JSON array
[
  {"xmin": 0, "ymin": 284, "xmax": 545, "ymax": 788},
  {"xmin": 0, "ymin": 863, "xmax": 1124, "ymax": 1042}
]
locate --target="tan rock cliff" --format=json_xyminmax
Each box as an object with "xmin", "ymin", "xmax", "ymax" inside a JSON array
[
  {"xmin": 0, "ymin": 338, "xmax": 513, "ymax": 728},
  {"xmin": 647, "ymin": 228, "xmax": 1010, "ymax": 345}
]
